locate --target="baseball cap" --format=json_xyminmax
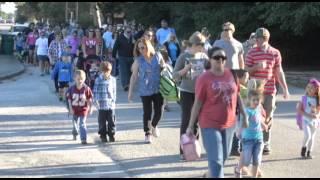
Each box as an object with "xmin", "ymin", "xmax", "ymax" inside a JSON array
[
  {"xmin": 249, "ymin": 32, "xmax": 256, "ymax": 39},
  {"xmin": 61, "ymin": 51, "xmax": 71, "ymax": 57},
  {"xmin": 189, "ymin": 31, "xmax": 206, "ymax": 45},
  {"xmin": 255, "ymin": 27, "xmax": 270, "ymax": 38}
]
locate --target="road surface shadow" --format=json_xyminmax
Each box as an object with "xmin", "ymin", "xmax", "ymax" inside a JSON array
[{"xmin": 0, "ymin": 162, "xmax": 125, "ymax": 178}]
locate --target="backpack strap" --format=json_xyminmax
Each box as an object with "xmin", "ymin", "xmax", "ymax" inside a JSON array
[
  {"xmin": 230, "ymin": 69, "xmax": 240, "ymax": 115},
  {"xmin": 301, "ymin": 95, "xmax": 307, "ymax": 112},
  {"xmin": 230, "ymin": 69, "xmax": 240, "ymax": 88}
]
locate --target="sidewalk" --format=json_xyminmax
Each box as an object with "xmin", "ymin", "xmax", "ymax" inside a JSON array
[
  {"xmin": 285, "ymin": 70, "xmax": 320, "ymax": 88},
  {"xmin": 0, "ymin": 55, "xmax": 25, "ymax": 80}
]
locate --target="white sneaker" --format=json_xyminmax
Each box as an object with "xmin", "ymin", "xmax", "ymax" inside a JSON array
[
  {"xmin": 152, "ymin": 126, "xmax": 160, "ymax": 138},
  {"xmin": 145, "ymin": 135, "xmax": 152, "ymax": 144},
  {"xmin": 147, "ymin": 121, "xmax": 152, "ymax": 134},
  {"xmin": 148, "ymin": 121, "xmax": 160, "ymax": 138}
]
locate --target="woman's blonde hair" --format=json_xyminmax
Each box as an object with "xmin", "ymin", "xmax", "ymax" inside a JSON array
[{"xmin": 133, "ymin": 38, "xmax": 155, "ymax": 58}]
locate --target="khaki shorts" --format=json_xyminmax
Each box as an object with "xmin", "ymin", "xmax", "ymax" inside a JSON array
[{"xmin": 262, "ymin": 94, "xmax": 276, "ymax": 120}]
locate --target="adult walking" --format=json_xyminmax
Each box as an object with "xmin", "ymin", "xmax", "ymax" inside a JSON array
[
  {"xmin": 67, "ymin": 30, "xmax": 81, "ymax": 62},
  {"xmin": 243, "ymin": 32, "xmax": 257, "ymax": 58},
  {"xmin": 214, "ymin": 22, "xmax": 245, "ymax": 155},
  {"xmin": 213, "ymin": 22, "xmax": 244, "ymax": 70},
  {"xmin": 26, "ymin": 29, "xmax": 38, "ymax": 65},
  {"xmin": 128, "ymin": 38, "xmax": 165, "ymax": 144},
  {"xmin": 35, "ymin": 30, "xmax": 49, "ymax": 76},
  {"xmin": 186, "ymin": 47, "xmax": 248, "ymax": 178},
  {"xmin": 144, "ymin": 30, "xmax": 158, "ymax": 49},
  {"xmin": 112, "ymin": 26, "xmax": 135, "ymax": 91},
  {"xmin": 156, "ymin": 19, "xmax": 176, "ymax": 47},
  {"xmin": 81, "ymin": 28, "xmax": 99, "ymax": 60},
  {"xmin": 245, "ymin": 27, "xmax": 290, "ymax": 155},
  {"xmin": 201, "ymin": 27, "xmax": 212, "ymax": 53},
  {"xmin": 172, "ymin": 31, "xmax": 209, "ymax": 158},
  {"xmin": 163, "ymin": 33, "xmax": 181, "ymax": 67}
]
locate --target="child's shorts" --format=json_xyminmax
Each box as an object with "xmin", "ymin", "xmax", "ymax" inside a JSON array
[
  {"xmin": 59, "ymin": 81, "xmax": 69, "ymax": 88},
  {"xmin": 241, "ymin": 139, "xmax": 264, "ymax": 166}
]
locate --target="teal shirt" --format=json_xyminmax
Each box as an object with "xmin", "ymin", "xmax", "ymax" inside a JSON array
[{"xmin": 241, "ymin": 107, "xmax": 264, "ymax": 140}]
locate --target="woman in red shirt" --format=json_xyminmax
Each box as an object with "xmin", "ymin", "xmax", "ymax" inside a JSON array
[{"xmin": 186, "ymin": 47, "xmax": 248, "ymax": 178}]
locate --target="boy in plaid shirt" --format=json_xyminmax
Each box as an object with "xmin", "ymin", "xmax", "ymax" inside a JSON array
[{"xmin": 93, "ymin": 61, "xmax": 117, "ymax": 142}]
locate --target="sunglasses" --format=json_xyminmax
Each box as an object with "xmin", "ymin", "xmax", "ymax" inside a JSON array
[
  {"xmin": 223, "ymin": 29, "xmax": 232, "ymax": 31},
  {"xmin": 196, "ymin": 43, "xmax": 205, "ymax": 47},
  {"xmin": 211, "ymin": 55, "xmax": 227, "ymax": 61},
  {"xmin": 146, "ymin": 34, "xmax": 152, "ymax": 37}
]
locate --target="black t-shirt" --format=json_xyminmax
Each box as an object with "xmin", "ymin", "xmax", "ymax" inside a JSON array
[
  {"xmin": 48, "ymin": 33, "xmax": 55, "ymax": 47},
  {"xmin": 23, "ymin": 27, "xmax": 32, "ymax": 37}
]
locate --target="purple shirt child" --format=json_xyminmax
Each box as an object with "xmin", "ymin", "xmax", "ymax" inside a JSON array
[{"xmin": 68, "ymin": 36, "xmax": 80, "ymax": 55}]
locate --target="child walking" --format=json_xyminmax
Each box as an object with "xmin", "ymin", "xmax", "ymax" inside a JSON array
[
  {"xmin": 93, "ymin": 61, "xmax": 117, "ymax": 143},
  {"xmin": 236, "ymin": 88, "xmax": 268, "ymax": 178},
  {"xmin": 231, "ymin": 70, "xmax": 249, "ymax": 156},
  {"xmin": 52, "ymin": 52, "xmax": 73, "ymax": 101},
  {"xmin": 297, "ymin": 78, "xmax": 320, "ymax": 159},
  {"xmin": 66, "ymin": 70, "xmax": 93, "ymax": 144}
]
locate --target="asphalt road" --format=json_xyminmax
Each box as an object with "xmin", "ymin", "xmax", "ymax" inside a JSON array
[{"xmin": 0, "ymin": 65, "xmax": 319, "ymax": 178}]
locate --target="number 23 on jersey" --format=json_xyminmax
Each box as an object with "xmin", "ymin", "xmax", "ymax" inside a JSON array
[{"xmin": 72, "ymin": 93, "xmax": 87, "ymax": 107}]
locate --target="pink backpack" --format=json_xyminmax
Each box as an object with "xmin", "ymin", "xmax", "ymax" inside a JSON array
[
  {"xmin": 180, "ymin": 134, "xmax": 201, "ymax": 161},
  {"xmin": 296, "ymin": 95, "xmax": 320, "ymax": 130},
  {"xmin": 296, "ymin": 95, "xmax": 307, "ymax": 130}
]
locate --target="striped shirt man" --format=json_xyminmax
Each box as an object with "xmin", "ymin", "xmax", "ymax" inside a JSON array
[
  {"xmin": 93, "ymin": 74, "xmax": 117, "ymax": 110},
  {"xmin": 245, "ymin": 45, "xmax": 281, "ymax": 95}
]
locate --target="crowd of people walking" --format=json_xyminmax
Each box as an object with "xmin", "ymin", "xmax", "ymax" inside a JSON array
[{"xmin": 13, "ymin": 19, "xmax": 320, "ymax": 178}]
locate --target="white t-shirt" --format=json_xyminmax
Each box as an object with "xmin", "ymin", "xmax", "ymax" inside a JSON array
[
  {"xmin": 213, "ymin": 38, "xmax": 244, "ymax": 69},
  {"xmin": 156, "ymin": 28, "xmax": 175, "ymax": 45},
  {"xmin": 303, "ymin": 96, "xmax": 318, "ymax": 123},
  {"xmin": 35, "ymin": 37, "xmax": 48, "ymax": 56}
]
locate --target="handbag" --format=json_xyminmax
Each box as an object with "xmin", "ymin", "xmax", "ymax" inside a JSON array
[{"xmin": 180, "ymin": 134, "xmax": 201, "ymax": 161}]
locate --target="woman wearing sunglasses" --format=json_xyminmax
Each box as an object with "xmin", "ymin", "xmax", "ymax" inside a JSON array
[{"xmin": 186, "ymin": 47, "xmax": 248, "ymax": 178}]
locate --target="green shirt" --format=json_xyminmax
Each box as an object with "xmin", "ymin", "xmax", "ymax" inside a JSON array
[{"xmin": 240, "ymin": 84, "xmax": 248, "ymax": 100}]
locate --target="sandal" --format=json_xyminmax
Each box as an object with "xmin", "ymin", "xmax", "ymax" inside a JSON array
[
  {"xmin": 234, "ymin": 166, "xmax": 242, "ymax": 178},
  {"xmin": 257, "ymin": 169, "xmax": 263, "ymax": 178}
]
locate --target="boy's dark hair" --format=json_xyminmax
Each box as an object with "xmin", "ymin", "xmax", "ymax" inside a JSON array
[{"xmin": 235, "ymin": 69, "xmax": 248, "ymax": 79}]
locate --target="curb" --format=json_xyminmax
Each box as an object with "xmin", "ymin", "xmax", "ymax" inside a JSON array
[{"xmin": 0, "ymin": 62, "xmax": 26, "ymax": 81}]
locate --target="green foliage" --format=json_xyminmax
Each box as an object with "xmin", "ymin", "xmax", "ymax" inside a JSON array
[
  {"xmin": 13, "ymin": 2, "xmax": 320, "ymax": 66},
  {"xmin": 15, "ymin": 2, "xmax": 94, "ymax": 26}
]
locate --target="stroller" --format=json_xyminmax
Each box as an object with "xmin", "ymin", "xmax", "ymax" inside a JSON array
[{"xmin": 83, "ymin": 55, "xmax": 101, "ymax": 90}]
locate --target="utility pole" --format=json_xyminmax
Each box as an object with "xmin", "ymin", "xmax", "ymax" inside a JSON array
[
  {"xmin": 96, "ymin": 3, "xmax": 102, "ymax": 28},
  {"xmin": 65, "ymin": 2, "xmax": 68, "ymax": 23},
  {"xmin": 76, "ymin": 2, "xmax": 79, "ymax": 23}
]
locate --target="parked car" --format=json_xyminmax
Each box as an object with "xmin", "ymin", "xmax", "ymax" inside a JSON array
[{"xmin": 10, "ymin": 24, "xmax": 29, "ymax": 36}]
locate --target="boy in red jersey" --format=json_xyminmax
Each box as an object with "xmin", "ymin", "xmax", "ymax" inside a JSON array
[{"xmin": 66, "ymin": 69, "xmax": 93, "ymax": 144}]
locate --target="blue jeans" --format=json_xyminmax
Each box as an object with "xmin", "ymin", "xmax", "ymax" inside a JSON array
[
  {"xmin": 111, "ymin": 58, "xmax": 119, "ymax": 77},
  {"xmin": 201, "ymin": 125, "xmax": 236, "ymax": 178},
  {"xmin": 118, "ymin": 56, "xmax": 133, "ymax": 89},
  {"xmin": 72, "ymin": 115, "xmax": 87, "ymax": 141},
  {"xmin": 242, "ymin": 139, "xmax": 264, "ymax": 166}
]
